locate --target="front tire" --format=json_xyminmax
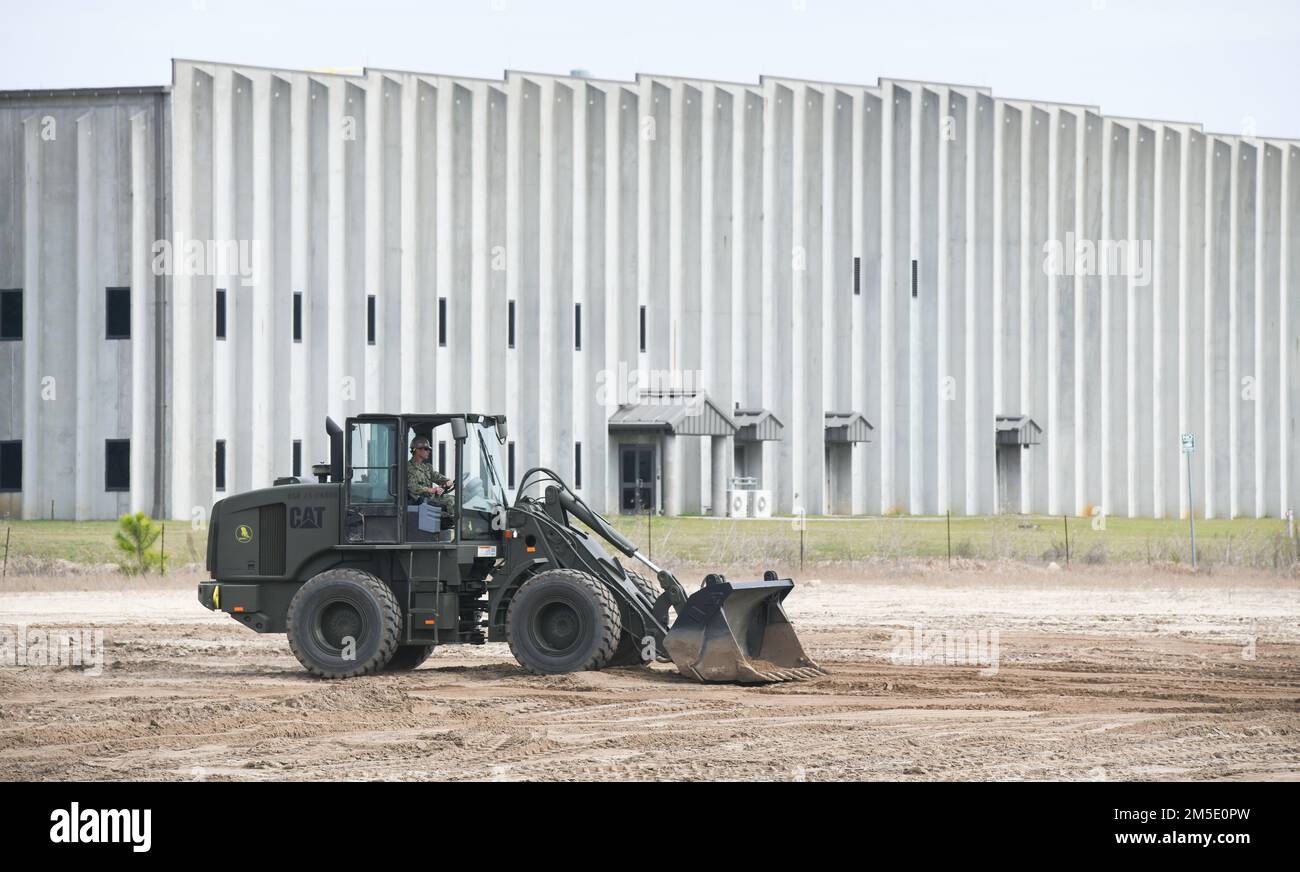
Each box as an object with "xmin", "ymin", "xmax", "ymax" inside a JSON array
[
  {"xmin": 383, "ymin": 644, "xmax": 435, "ymax": 671},
  {"xmin": 607, "ymin": 569, "xmax": 662, "ymax": 667},
  {"xmin": 506, "ymin": 569, "xmax": 620, "ymax": 675},
  {"xmin": 287, "ymin": 568, "xmax": 402, "ymax": 678}
]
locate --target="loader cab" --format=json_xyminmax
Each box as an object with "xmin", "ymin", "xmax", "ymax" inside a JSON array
[{"xmin": 341, "ymin": 413, "xmax": 508, "ymax": 546}]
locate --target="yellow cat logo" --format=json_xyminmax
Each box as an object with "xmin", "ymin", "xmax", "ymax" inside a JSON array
[{"xmin": 236, "ymin": 524, "xmax": 253, "ymax": 543}]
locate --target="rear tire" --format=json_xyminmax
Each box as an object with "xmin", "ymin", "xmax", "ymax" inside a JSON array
[
  {"xmin": 287, "ymin": 567, "xmax": 402, "ymax": 679},
  {"xmin": 506, "ymin": 569, "xmax": 620, "ymax": 674},
  {"xmin": 383, "ymin": 644, "xmax": 435, "ymax": 671},
  {"xmin": 607, "ymin": 569, "xmax": 662, "ymax": 667}
]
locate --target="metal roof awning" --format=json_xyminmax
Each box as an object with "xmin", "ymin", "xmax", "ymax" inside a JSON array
[
  {"xmin": 732, "ymin": 407, "xmax": 784, "ymax": 442},
  {"xmin": 996, "ymin": 414, "xmax": 1042, "ymax": 446},
  {"xmin": 608, "ymin": 391, "xmax": 737, "ymax": 437},
  {"xmin": 824, "ymin": 411, "xmax": 874, "ymax": 443}
]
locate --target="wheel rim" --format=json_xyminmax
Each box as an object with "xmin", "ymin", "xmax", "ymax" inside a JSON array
[
  {"xmin": 315, "ymin": 598, "xmax": 365, "ymax": 652},
  {"xmin": 532, "ymin": 599, "xmax": 583, "ymax": 655}
]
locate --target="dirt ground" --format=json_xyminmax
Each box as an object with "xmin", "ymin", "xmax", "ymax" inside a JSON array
[{"xmin": 1, "ymin": 565, "xmax": 1297, "ymax": 781}]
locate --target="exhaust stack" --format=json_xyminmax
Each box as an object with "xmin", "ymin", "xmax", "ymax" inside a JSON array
[{"xmin": 326, "ymin": 417, "xmax": 344, "ymax": 483}]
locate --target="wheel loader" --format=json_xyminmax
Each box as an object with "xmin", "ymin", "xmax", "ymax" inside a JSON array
[{"xmin": 197, "ymin": 413, "xmax": 823, "ymax": 683}]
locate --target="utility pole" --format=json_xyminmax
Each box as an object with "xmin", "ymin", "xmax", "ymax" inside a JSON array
[
  {"xmin": 638, "ymin": 478, "xmax": 650, "ymax": 560},
  {"xmin": 1063, "ymin": 514, "xmax": 1070, "ymax": 566},
  {"xmin": 788, "ymin": 502, "xmax": 810, "ymax": 571},
  {"xmin": 946, "ymin": 511, "xmax": 952, "ymax": 565},
  {"xmin": 1181, "ymin": 433, "xmax": 1197, "ymax": 570}
]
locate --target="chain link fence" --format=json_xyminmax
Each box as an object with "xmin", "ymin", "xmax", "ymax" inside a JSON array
[
  {"xmin": 605, "ymin": 513, "xmax": 1300, "ymax": 573},
  {"xmin": 1, "ymin": 515, "xmax": 1296, "ymax": 580}
]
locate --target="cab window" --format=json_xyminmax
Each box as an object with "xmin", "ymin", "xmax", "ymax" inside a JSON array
[{"xmin": 349, "ymin": 421, "xmax": 396, "ymax": 504}]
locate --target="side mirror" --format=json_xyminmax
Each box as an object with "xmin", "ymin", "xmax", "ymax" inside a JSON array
[
  {"xmin": 450, "ymin": 417, "xmax": 468, "ymax": 441},
  {"xmin": 496, "ymin": 416, "xmax": 508, "ymax": 442}
]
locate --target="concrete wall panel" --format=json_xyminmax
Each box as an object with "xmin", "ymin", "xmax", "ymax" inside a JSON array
[{"xmin": 4, "ymin": 64, "xmax": 1295, "ymax": 520}]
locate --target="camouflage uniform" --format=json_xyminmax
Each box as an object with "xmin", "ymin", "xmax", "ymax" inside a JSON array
[{"xmin": 408, "ymin": 460, "xmax": 454, "ymax": 514}]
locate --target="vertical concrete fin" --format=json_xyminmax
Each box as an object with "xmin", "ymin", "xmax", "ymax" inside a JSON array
[
  {"xmin": 250, "ymin": 71, "xmax": 274, "ymax": 491},
  {"xmin": 129, "ymin": 109, "xmax": 155, "ymax": 515},
  {"xmin": 75, "ymin": 110, "xmax": 95, "ymax": 520}
]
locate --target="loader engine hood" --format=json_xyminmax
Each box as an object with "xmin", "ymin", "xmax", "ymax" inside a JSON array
[{"xmin": 207, "ymin": 483, "xmax": 341, "ymax": 580}]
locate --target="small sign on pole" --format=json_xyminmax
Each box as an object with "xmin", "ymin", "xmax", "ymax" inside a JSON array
[{"xmin": 1181, "ymin": 433, "xmax": 1197, "ymax": 570}]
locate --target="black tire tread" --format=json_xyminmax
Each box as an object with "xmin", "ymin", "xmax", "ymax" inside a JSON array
[
  {"xmin": 506, "ymin": 568, "xmax": 620, "ymax": 674},
  {"xmin": 287, "ymin": 567, "xmax": 403, "ymax": 679},
  {"xmin": 607, "ymin": 568, "xmax": 662, "ymax": 667},
  {"xmin": 383, "ymin": 644, "xmax": 435, "ymax": 671}
]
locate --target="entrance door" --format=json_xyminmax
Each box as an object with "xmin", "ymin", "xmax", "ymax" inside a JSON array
[
  {"xmin": 824, "ymin": 447, "xmax": 831, "ymax": 515},
  {"xmin": 619, "ymin": 445, "xmax": 656, "ymax": 513},
  {"xmin": 996, "ymin": 444, "xmax": 1022, "ymax": 514},
  {"xmin": 344, "ymin": 418, "xmax": 400, "ymax": 543}
]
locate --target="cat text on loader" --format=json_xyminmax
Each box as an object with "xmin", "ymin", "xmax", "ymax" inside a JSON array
[{"xmin": 198, "ymin": 414, "xmax": 823, "ymax": 683}]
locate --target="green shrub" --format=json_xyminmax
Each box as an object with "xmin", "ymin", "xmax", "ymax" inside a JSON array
[{"xmin": 114, "ymin": 512, "xmax": 164, "ymax": 575}]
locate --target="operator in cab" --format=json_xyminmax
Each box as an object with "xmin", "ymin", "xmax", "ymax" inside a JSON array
[{"xmin": 407, "ymin": 436, "xmax": 455, "ymax": 517}]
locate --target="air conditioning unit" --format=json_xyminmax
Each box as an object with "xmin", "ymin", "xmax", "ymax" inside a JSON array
[
  {"xmin": 726, "ymin": 490, "xmax": 750, "ymax": 518},
  {"xmin": 749, "ymin": 489, "xmax": 773, "ymax": 519}
]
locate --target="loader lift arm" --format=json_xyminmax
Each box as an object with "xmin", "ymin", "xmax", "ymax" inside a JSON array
[
  {"xmin": 519, "ymin": 468, "xmax": 689, "ymax": 607},
  {"xmin": 509, "ymin": 468, "xmax": 684, "ymax": 649}
]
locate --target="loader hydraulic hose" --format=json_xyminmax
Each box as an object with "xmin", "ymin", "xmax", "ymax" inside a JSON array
[
  {"xmin": 515, "ymin": 468, "xmax": 690, "ymax": 613},
  {"xmin": 556, "ymin": 488, "xmax": 688, "ymax": 612}
]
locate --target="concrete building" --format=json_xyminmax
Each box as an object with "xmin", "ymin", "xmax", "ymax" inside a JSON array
[{"xmin": 1, "ymin": 59, "xmax": 1297, "ymax": 520}]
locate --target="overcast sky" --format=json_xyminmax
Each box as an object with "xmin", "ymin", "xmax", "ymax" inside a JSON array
[{"xmin": 1, "ymin": 0, "xmax": 1296, "ymax": 138}]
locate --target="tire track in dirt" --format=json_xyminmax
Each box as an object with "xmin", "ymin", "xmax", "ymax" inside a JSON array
[{"xmin": 2, "ymin": 575, "xmax": 1297, "ymax": 780}]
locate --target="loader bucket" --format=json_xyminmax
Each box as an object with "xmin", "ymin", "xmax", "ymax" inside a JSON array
[{"xmin": 662, "ymin": 574, "xmax": 825, "ymax": 683}]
